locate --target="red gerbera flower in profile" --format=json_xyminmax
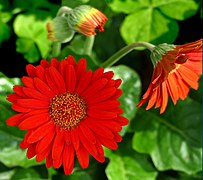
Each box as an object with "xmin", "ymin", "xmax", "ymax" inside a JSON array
[
  {"xmin": 6, "ymin": 56, "xmax": 128, "ymax": 175},
  {"xmin": 137, "ymin": 39, "xmax": 202, "ymax": 113}
]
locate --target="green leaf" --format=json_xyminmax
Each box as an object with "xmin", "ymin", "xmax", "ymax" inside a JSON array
[
  {"xmin": 10, "ymin": 168, "xmax": 41, "ymax": 180},
  {"xmin": 0, "ymin": 131, "xmax": 43, "ymax": 168},
  {"xmin": 16, "ymin": 38, "xmax": 40, "ymax": 63},
  {"xmin": 153, "ymin": 0, "xmax": 200, "ymax": 20},
  {"xmin": 62, "ymin": 0, "xmax": 90, "ymax": 8},
  {"xmin": 0, "ymin": 170, "xmax": 15, "ymax": 180},
  {"xmin": 105, "ymin": 135, "xmax": 158, "ymax": 180},
  {"xmin": 107, "ymin": 65, "xmax": 141, "ymax": 135},
  {"xmin": 61, "ymin": 171, "xmax": 92, "ymax": 180},
  {"xmin": 120, "ymin": 8, "xmax": 179, "ymax": 45},
  {"xmin": 132, "ymin": 98, "xmax": 202, "ymax": 174},
  {"xmin": 14, "ymin": 12, "xmax": 52, "ymax": 63},
  {"xmin": 107, "ymin": 0, "xmax": 143, "ymax": 14},
  {"xmin": 0, "ymin": 21, "xmax": 11, "ymax": 46}
]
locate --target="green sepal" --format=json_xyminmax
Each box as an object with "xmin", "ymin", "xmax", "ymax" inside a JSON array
[{"xmin": 150, "ymin": 43, "xmax": 175, "ymax": 67}]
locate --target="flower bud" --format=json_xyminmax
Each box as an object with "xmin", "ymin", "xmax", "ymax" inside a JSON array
[
  {"xmin": 67, "ymin": 5, "xmax": 108, "ymax": 36},
  {"xmin": 47, "ymin": 16, "xmax": 75, "ymax": 43}
]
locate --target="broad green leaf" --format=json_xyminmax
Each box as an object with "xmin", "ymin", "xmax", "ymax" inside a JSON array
[
  {"xmin": 105, "ymin": 135, "xmax": 158, "ymax": 180},
  {"xmin": 107, "ymin": 65, "xmax": 141, "ymax": 135},
  {"xmin": 0, "ymin": 170, "xmax": 15, "ymax": 180},
  {"xmin": 60, "ymin": 171, "xmax": 92, "ymax": 180},
  {"xmin": 10, "ymin": 168, "xmax": 41, "ymax": 180},
  {"xmin": 0, "ymin": 21, "xmax": 11, "ymax": 46},
  {"xmin": 108, "ymin": 0, "xmax": 199, "ymax": 21},
  {"xmin": 153, "ymin": 0, "xmax": 199, "ymax": 20},
  {"xmin": 14, "ymin": 12, "xmax": 52, "ymax": 63},
  {"xmin": 16, "ymin": 38, "xmax": 40, "ymax": 63},
  {"xmin": 132, "ymin": 98, "xmax": 202, "ymax": 174},
  {"xmin": 107, "ymin": 0, "xmax": 144, "ymax": 14},
  {"xmin": 0, "ymin": 72, "xmax": 24, "ymax": 138},
  {"xmin": 62, "ymin": 0, "xmax": 90, "ymax": 8},
  {"xmin": 0, "ymin": 131, "xmax": 43, "ymax": 168},
  {"xmin": 120, "ymin": 8, "xmax": 179, "ymax": 44},
  {"xmin": 13, "ymin": 0, "xmax": 59, "ymax": 15}
]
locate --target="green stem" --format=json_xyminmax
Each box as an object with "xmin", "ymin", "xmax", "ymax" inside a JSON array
[
  {"xmin": 50, "ymin": 42, "xmax": 61, "ymax": 58},
  {"xmin": 49, "ymin": 6, "xmax": 72, "ymax": 59},
  {"xmin": 101, "ymin": 42, "xmax": 155, "ymax": 68},
  {"xmin": 56, "ymin": 6, "xmax": 72, "ymax": 16},
  {"xmin": 84, "ymin": 35, "xmax": 95, "ymax": 56}
]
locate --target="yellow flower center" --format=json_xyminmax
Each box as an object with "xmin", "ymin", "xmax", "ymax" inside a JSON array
[{"xmin": 49, "ymin": 92, "xmax": 87, "ymax": 129}]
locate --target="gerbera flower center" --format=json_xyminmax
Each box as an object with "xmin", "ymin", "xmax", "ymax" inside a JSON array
[{"xmin": 49, "ymin": 92, "xmax": 87, "ymax": 129}]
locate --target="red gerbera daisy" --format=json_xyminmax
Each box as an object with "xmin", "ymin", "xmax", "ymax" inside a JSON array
[
  {"xmin": 137, "ymin": 39, "xmax": 202, "ymax": 113},
  {"xmin": 6, "ymin": 56, "xmax": 128, "ymax": 175}
]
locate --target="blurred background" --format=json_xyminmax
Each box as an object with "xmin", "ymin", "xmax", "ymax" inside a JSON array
[{"xmin": 0, "ymin": 0, "xmax": 202, "ymax": 179}]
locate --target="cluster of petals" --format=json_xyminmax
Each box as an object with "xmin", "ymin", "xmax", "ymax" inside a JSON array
[
  {"xmin": 74, "ymin": 6, "xmax": 108, "ymax": 36},
  {"xmin": 137, "ymin": 39, "xmax": 202, "ymax": 113},
  {"xmin": 6, "ymin": 56, "xmax": 128, "ymax": 175}
]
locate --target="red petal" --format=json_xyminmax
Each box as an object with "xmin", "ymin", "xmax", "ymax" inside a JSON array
[
  {"xmin": 78, "ymin": 131, "xmax": 98, "ymax": 159},
  {"xmin": 81, "ymin": 78, "xmax": 108, "ymax": 99},
  {"xmin": 40, "ymin": 59, "xmax": 49, "ymax": 68},
  {"xmin": 50, "ymin": 58, "xmax": 59, "ymax": 69},
  {"xmin": 87, "ymin": 109, "xmax": 117, "ymax": 119},
  {"xmin": 88, "ymin": 100, "xmax": 120, "ymax": 110},
  {"xmin": 76, "ymin": 144, "xmax": 89, "ymax": 168},
  {"xmin": 65, "ymin": 56, "xmax": 76, "ymax": 66},
  {"xmin": 7, "ymin": 94, "xmax": 20, "ymax": 103},
  {"xmin": 70, "ymin": 128, "xmax": 80, "ymax": 150},
  {"xmin": 23, "ymin": 87, "xmax": 50, "ymax": 100},
  {"xmin": 92, "ymin": 68, "xmax": 104, "ymax": 80},
  {"xmin": 48, "ymin": 67, "xmax": 66, "ymax": 93},
  {"xmin": 36, "ymin": 65, "xmax": 45, "ymax": 81},
  {"xmin": 27, "ymin": 144, "xmax": 36, "ymax": 159},
  {"xmin": 36, "ymin": 143, "xmax": 52, "ymax": 162},
  {"xmin": 146, "ymin": 89, "xmax": 157, "ymax": 110},
  {"xmin": 76, "ymin": 58, "xmax": 87, "ymax": 81},
  {"xmin": 16, "ymin": 99, "xmax": 49, "ymax": 109},
  {"xmin": 87, "ymin": 119, "xmax": 114, "ymax": 139},
  {"xmin": 26, "ymin": 64, "xmax": 36, "ymax": 78},
  {"xmin": 13, "ymin": 86, "xmax": 26, "ymax": 97},
  {"xmin": 160, "ymin": 81, "xmax": 168, "ymax": 114},
  {"xmin": 6, "ymin": 113, "xmax": 22, "ymax": 126},
  {"xmin": 12, "ymin": 104, "xmax": 31, "ymax": 113},
  {"xmin": 167, "ymin": 74, "xmax": 179, "ymax": 104},
  {"xmin": 21, "ymin": 76, "xmax": 35, "ymax": 89},
  {"xmin": 98, "ymin": 136, "xmax": 118, "ymax": 150},
  {"xmin": 65, "ymin": 65, "xmax": 76, "ymax": 93},
  {"xmin": 52, "ymin": 128, "xmax": 65, "ymax": 160},
  {"xmin": 116, "ymin": 116, "xmax": 129, "ymax": 126},
  {"xmin": 63, "ymin": 144, "xmax": 75, "ymax": 175},
  {"xmin": 87, "ymin": 87, "xmax": 116, "ymax": 105},
  {"xmin": 19, "ymin": 112, "xmax": 50, "ymax": 130},
  {"xmin": 27, "ymin": 121, "xmax": 55, "ymax": 143},
  {"xmin": 75, "ymin": 70, "xmax": 92, "ymax": 94},
  {"xmin": 53, "ymin": 156, "xmax": 63, "ymax": 168},
  {"xmin": 46, "ymin": 153, "xmax": 53, "ymax": 168},
  {"xmin": 102, "ymin": 71, "xmax": 114, "ymax": 79},
  {"xmin": 36, "ymin": 129, "xmax": 55, "ymax": 153},
  {"xmin": 34, "ymin": 78, "xmax": 55, "ymax": 98},
  {"xmin": 79, "ymin": 121, "xmax": 96, "ymax": 144}
]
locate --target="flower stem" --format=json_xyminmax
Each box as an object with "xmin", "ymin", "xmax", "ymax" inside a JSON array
[
  {"xmin": 56, "ymin": 6, "xmax": 72, "ymax": 16},
  {"xmin": 101, "ymin": 42, "xmax": 155, "ymax": 68},
  {"xmin": 84, "ymin": 35, "xmax": 95, "ymax": 56},
  {"xmin": 50, "ymin": 42, "xmax": 61, "ymax": 58}
]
